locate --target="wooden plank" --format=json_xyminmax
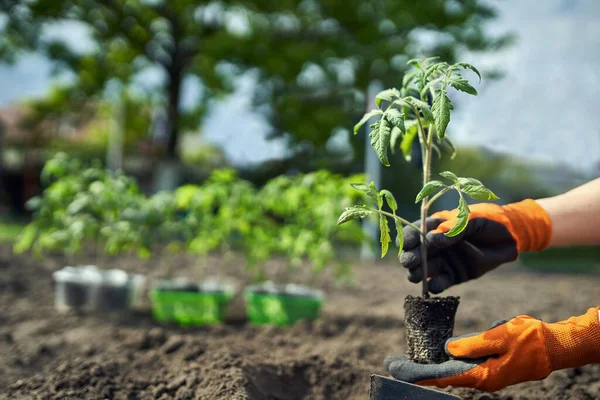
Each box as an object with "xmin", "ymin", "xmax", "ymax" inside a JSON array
[{"xmin": 370, "ymin": 374, "xmax": 462, "ymax": 400}]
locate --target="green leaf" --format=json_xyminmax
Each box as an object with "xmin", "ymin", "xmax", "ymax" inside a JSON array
[
  {"xmin": 376, "ymin": 88, "xmax": 401, "ymax": 108},
  {"xmin": 456, "ymin": 62, "xmax": 482, "ymax": 83},
  {"xmin": 415, "ymin": 180, "xmax": 445, "ymax": 203},
  {"xmin": 432, "ymin": 89, "xmax": 453, "ymax": 139},
  {"xmin": 395, "ymin": 219, "xmax": 404, "ymax": 256},
  {"xmin": 337, "ymin": 205, "xmax": 373, "ymax": 225},
  {"xmin": 445, "ymin": 197, "xmax": 470, "ymax": 237},
  {"xmin": 420, "ymin": 78, "xmax": 443, "ymax": 99},
  {"xmin": 449, "ymin": 79, "xmax": 478, "ymax": 95},
  {"xmin": 407, "ymin": 58, "xmax": 422, "ymax": 70},
  {"xmin": 350, "ymin": 182, "xmax": 379, "ymax": 204},
  {"xmin": 423, "ymin": 63, "xmax": 445, "ymax": 85},
  {"xmin": 457, "ymin": 178, "xmax": 500, "ymax": 201},
  {"xmin": 137, "ymin": 246, "xmax": 151, "ymax": 259},
  {"xmin": 400, "ymin": 123, "xmax": 418, "ymax": 161},
  {"xmin": 440, "ymin": 171, "xmax": 459, "ymax": 184},
  {"xmin": 369, "ymin": 118, "xmax": 391, "ymax": 166},
  {"xmin": 390, "ymin": 126, "xmax": 402, "ymax": 154},
  {"xmin": 14, "ymin": 225, "xmax": 37, "ymax": 254},
  {"xmin": 402, "ymin": 71, "xmax": 419, "ymax": 87},
  {"xmin": 385, "ymin": 108, "xmax": 405, "ymax": 133},
  {"xmin": 354, "ymin": 109, "xmax": 383, "ymax": 133},
  {"xmin": 380, "ymin": 214, "xmax": 391, "ymax": 258},
  {"xmin": 403, "ymin": 97, "xmax": 434, "ymax": 124},
  {"xmin": 424, "ymin": 56, "xmax": 441, "ymax": 64},
  {"xmin": 380, "ymin": 189, "xmax": 397, "ymax": 212}
]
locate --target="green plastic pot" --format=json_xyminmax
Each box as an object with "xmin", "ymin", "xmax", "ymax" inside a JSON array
[
  {"xmin": 244, "ymin": 283, "xmax": 325, "ymax": 326},
  {"xmin": 149, "ymin": 280, "xmax": 234, "ymax": 326}
]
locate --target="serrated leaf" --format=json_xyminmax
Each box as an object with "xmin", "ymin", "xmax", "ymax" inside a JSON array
[
  {"xmin": 456, "ymin": 62, "xmax": 481, "ymax": 83},
  {"xmin": 407, "ymin": 58, "xmax": 422, "ymax": 70},
  {"xmin": 350, "ymin": 182, "xmax": 378, "ymax": 204},
  {"xmin": 424, "ymin": 63, "xmax": 444, "ymax": 83},
  {"xmin": 376, "ymin": 88, "xmax": 401, "ymax": 107},
  {"xmin": 369, "ymin": 118, "xmax": 391, "ymax": 166},
  {"xmin": 445, "ymin": 197, "xmax": 470, "ymax": 237},
  {"xmin": 394, "ymin": 219, "xmax": 404, "ymax": 256},
  {"xmin": 402, "ymin": 71, "xmax": 419, "ymax": 87},
  {"xmin": 337, "ymin": 205, "xmax": 373, "ymax": 225},
  {"xmin": 424, "ymin": 56, "xmax": 441, "ymax": 64},
  {"xmin": 432, "ymin": 89, "xmax": 453, "ymax": 139},
  {"xmin": 457, "ymin": 178, "xmax": 500, "ymax": 201},
  {"xmin": 380, "ymin": 189, "xmax": 397, "ymax": 212},
  {"xmin": 420, "ymin": 78, "xmax": 444, "ymax": 99},
  {"xmin": 403, "ymin": 97, "xmax": 434, "ymax": 124},
  {"xmin": 354, "ymin": 109, "xmax": 383, "ymax": 133},
  {"xmin": 415, "ymin": 180, "xmax": 445, "ymax": 203},
  {"xmin": 449, "ymin": 79, "xmax": 478, "ymax": 95},
  {"xmin": 440, "ymin": 171, "xmax": 459, "ymax": 184},
  {"xmin": 380, "ymin": 214, "xmax": 391, "ymax": 258},
  {"xmin": 400, "ymin": 123, "xmax": 418, "ymax": 161},
  {"xmin": 390, "ymin": 126, "xmax": 402, "ymax": 153},
  {"xmin": 385, "ymin": 108, "xmax": 405, "ymax": 133}
]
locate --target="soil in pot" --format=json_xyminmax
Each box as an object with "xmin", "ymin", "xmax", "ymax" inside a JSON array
[
  {"xmin": 53, "ymin": 266, "xmax": 100, "ymax": 312},
  {"xmin": 244, "ymin": 282, "xmax": 325, "ymax": 326},
  {"xmin": 94, "ymin": 270, "xmax": 133, "ymax": 311},
  {"xmin": 149, "ymin": 279, "xmax": 234, "ymax": 326},
  {"xmin": 404, "ymin": 295, "xmax": 460, "ymax": 364}
]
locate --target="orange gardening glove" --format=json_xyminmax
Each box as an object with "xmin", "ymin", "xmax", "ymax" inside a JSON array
[
  {"xmin": 385, "ymin": 307, "xmax": 600, "ymax": 392},
  {"xmin": 399, "ymin": 199, "xmax": 552, "ymax": 293}
]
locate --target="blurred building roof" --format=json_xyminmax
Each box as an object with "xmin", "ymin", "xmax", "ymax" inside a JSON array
[{"xmin": 0, "ymin": 105, "xmax": 27, "ymax": 141}]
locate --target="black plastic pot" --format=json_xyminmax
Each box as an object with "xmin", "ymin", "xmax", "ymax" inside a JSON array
[
  {"xmin": 53, "ymin": 266, "xmax": 145, "ymax": 312},
  {"xmin": 53, "ymin": 265, "xmax": 100, "ymax": 312},
  {"xmin": 404, "ymin": 295, "xmax": 460, "ymax": 364},
  {"xmin": 94, "ymin": 270, "xmax": 145, "ymax": 311}
]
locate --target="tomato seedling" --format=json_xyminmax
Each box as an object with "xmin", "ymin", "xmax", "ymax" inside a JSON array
[{"xmin": 338, "ymin": 57, "xmax": 499, "ymax": 299}]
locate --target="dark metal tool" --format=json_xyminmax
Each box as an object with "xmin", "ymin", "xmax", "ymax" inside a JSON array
[{"xmin": 370, "ymin": 374, "xmax": 462, "ymax": 400}]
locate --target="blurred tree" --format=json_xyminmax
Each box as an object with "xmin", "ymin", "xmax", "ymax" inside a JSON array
[{"xmin": 0, "ymin": 0, "xmax": 512, "ymax": 163}]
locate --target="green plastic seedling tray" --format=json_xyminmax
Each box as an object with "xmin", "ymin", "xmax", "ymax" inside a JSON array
[
  {"xmin": 149, "ymin": 289, "xmax": 233, "ymax": 326},
  {"xmin": 244, "ymin": 290, "xmax": 324, "ymax": 326}
]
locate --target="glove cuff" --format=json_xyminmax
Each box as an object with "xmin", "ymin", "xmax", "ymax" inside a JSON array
[
  {"xmin": 502, "ymin": 199, "xmax": 552, "ymax": 252},
  {"xmin": 544, "ymin": 307, "xmax": 600, "ymax": 371}
]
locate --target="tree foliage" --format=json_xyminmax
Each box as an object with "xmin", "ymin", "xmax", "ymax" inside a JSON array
[{"xmin": 0, "ymin": 0, "xmax": 512, "ymax": 161}]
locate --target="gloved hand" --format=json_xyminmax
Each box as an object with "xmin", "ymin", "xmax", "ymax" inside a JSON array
[
  {"xmin": 399, "ymin": 199, "xmax": 552, "ymax": 294},
  {"xmin": 385, "ymin": 307, "xmax": 600, "ymax": 392}
]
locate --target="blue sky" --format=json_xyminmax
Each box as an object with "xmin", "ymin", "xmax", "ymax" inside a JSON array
[{"xmin": 1, "ymin": 0, "xmax": 599, "ymax": 173}]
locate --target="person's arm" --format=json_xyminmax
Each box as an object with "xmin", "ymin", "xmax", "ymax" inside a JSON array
[{"xmin": 536, "ymin": 178, "xmax": 600, "ymax": 247}]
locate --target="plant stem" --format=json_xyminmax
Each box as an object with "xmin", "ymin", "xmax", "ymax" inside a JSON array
[
  {"xmin": 420, "ymin": 124, "xmax": 434, "ymax": 299},
  {"xmin": 424, "ymin": 187, "xmax": 450, "ymax": 210},
  {"xmin": 375, "ymin": 209, "xmax": 424, "ymax": 237}
]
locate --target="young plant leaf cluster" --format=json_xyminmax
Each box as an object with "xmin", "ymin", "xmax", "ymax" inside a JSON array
[
  {"xmin": 180, "ymin": 169, "xmax": 368, "ymax": 283},
  {"xmin": 19, "ymin": 154, "xmax": 366, "ymax": 286},
  {"xmin": 339, "ymin": 57, "xmax": 497, "ymax": 296},
  {"xmin": 15, "ymin": 153, "xmax": 181, "ymax": 261}
]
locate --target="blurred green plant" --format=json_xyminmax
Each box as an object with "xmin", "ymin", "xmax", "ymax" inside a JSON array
[
  {"xmin": 0, "ymin": 0, "xmax": 512, "ymax": 162},
  {"xmin": 258, "ymin": 170, "xmax": 367, "ymax": 283},
  {"xmin": 14, "ymin": 153, "xmax": 153, "ymax": 261},
  {"xmin": 177, "ymin": 169, "xmax": 367, "ymax": 284}
]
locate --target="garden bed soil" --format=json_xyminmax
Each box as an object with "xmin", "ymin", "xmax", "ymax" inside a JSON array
[{"xmin": 1, "ymin": 245, "xmax": 599, "ymax": 399}]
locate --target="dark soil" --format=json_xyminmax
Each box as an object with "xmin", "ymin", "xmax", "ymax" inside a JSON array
[
  {"xmin": 404, "ymin": 295, "xmax": 460, "ymax": 364},
  {"xmin": 1, "ymin": 245, "xmax": 599, "ymax": 399}
]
